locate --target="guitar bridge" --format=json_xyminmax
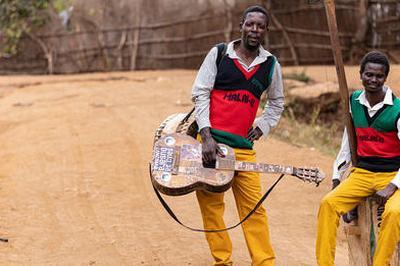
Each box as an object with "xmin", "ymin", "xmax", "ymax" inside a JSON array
[{"xmin": 171, "ymin": 147, "xmax": 180, "ymax": 175}]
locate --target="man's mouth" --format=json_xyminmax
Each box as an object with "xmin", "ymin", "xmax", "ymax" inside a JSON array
[
  {"xmin": 248, "ymin": 36, "xmax": 259, "ymax": 42},
  {"xmin": 366, "ymin": 83, "xmax": 380, "ymax": 90}
]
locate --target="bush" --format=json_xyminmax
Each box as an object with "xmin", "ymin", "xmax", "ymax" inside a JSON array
[{"xmin": 0, "ymin": 0, "xmax": 58, "ymax": 56}]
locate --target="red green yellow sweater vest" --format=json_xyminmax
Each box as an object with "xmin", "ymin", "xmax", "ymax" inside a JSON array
[
  {"xmin": 351, "ymin": 90, "xmax": 400, "ymax": 172},
  {"xmin": 209, "ymin": 55, "xmax": 276, "ymax": 149}
]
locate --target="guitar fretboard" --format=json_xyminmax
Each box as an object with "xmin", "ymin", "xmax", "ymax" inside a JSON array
[{"xmin": 217, "ymin": 159, "xmax": 294, "ymax": 175}]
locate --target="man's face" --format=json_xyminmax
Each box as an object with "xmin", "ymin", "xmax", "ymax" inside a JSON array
[
  {"xmin": 360, "ymin": 62, "xmax": 387, "ymax": 93},
  {"xmin": 240, "ymin": 12, "xmax": 268, "ymax": 51}
]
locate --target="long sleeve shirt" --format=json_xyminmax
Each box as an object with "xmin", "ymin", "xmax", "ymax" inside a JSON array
[
  {"xmin": 191, "ymin": 40, "xmax": 284, "ymax": 137},
  {"xmin": 332, "ymin": 86, "xmax": 400, "ymax": 187}
]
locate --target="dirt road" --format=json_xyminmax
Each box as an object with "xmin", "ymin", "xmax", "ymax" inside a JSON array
[{"xmin": 0, "ymin": 66, "xmax": 398, "ymax": 265}]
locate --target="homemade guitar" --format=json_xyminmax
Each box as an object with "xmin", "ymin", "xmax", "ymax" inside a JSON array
[{"xmin": 151, "ymin": 133, "xmax": 325, "ymax": 196}]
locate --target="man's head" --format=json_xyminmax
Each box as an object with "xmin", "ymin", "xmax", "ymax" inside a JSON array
[
  {"xmin": 359, "ymin": 51, "xmax": 390, "ymax": 93},
  {"xmin": 240, "ymin": 5, "xmax": 269, "ymax": 51},
  {"xmin": 360, "ymin": 51, "xmax": 390, "ymax": 76}
]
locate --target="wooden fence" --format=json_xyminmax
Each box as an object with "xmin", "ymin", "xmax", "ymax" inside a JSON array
[{"xmin": 0, "ymin": 0, "xmax": 399, "ymax": 74}]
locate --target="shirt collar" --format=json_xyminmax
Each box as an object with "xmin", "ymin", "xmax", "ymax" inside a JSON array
[
  {"xmin": 356, "ymin": 86, "xmax": 393, "ymax": 108},
  {"xmin": 226, "ymin": 39, "xmax": 272, "ymax": 61}
]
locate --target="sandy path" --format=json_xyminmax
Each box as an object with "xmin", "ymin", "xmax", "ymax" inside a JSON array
[{"xmin": 0, "ymin": 66, "xmax": 394, "ymax": 265}]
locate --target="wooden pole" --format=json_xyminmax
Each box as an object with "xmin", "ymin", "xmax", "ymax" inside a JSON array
[{"xmin": 324, "ymin": 0, "xmax": 358, "ymax": 165}]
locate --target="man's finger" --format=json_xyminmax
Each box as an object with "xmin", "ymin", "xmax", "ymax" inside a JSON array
[
  {"xmin": 203, "ymin": 150, "xmax": 212, "ymax": 163},
  {"xmin": 247, "ymin": 131, "xmax": 255, "ymax": 141},
  {"xmin": 202, "ymin": 150, "xmax": 216, "ymax": 168},
  {"xmin": 216, "ymin": 145, "xmax": 225, "ymax": 157},
  {"xmin": 374, "ymin": 195, "xmax": 385, "ymax": 206}
]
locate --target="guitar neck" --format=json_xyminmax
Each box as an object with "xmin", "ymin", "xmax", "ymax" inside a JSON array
[{"xmin": 217, "ymin": 159, "xmax": 295, "ymax": 176}]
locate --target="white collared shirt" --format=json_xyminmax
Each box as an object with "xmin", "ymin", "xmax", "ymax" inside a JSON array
[
  {"xmin": 191, "ymin": 40, "xmax": 284, "ymax": 137},
  {"xmin": 333, "ymin": 86, "xmax": 400, "ymax": 187}
]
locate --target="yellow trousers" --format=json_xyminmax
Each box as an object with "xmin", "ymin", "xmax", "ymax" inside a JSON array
[
  {"xmin": 196, "ymin": 148, "xmax": 275, "ymax": 266},
  {"xmin": 316, "ymin": 167, "xmax": 400, "ymax": 266}
]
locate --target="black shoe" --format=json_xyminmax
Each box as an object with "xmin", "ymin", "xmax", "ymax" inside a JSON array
[{"xmin": 342, "ymin": 207, "xmax": 358, "ymax": 223}]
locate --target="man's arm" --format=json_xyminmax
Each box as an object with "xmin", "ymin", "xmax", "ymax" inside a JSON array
[
  {"xmin": 373, "ymin": 118, "xmax": 400, "ymax": 204},
  {"xmin": 191, "ymin": 47, "xmax": 221, "ymax": 167},
  {"xmin": 254, "ymin": 61, "xmax": 284, "ymax": 138},
  {"xmin": 191, "ymin": 47, "xmax": 218, "ymax": 132},
  {"xmin": 332, "ymin": 128, "xmax": 352, "ymax": 189}
]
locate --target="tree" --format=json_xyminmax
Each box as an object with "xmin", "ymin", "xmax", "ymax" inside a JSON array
[{"xmin": 0, "ymin": 0, "xmax": 60, "ymax": 56}]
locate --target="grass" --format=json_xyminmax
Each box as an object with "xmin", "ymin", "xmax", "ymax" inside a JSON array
[
  {"xmin": 270, "ymin": 111, "xmax": 343, "ymax": 158},
  {"xmin": 283, "ymin": 70, "xmax": 312, "ymax": 83}
]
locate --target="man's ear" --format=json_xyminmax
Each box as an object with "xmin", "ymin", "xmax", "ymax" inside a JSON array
[{"xmin": 239, "ymin": 22, "xmax": 243, "ymax": 32}]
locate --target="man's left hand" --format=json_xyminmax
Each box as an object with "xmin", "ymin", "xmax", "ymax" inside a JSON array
[
  {"xmin": 247, "ymin": 127, "xmax": 263, "ymax": 142},
  {"xmin": 373, "ymin": 183, "xmax": 398, "ymax": 205}
]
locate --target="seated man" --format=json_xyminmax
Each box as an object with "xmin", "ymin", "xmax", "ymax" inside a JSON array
[{"xmin": 316, "ymin": 51, "xmax": 400, "ymax": 266}]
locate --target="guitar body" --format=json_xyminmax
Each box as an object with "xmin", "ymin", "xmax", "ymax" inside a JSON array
[{"xmin": 151, "ymin": 133, "xmax": 235, "ymax": 196}]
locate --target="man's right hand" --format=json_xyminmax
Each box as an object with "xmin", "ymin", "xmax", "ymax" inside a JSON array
[{"xmin": 200, "ymin": 127, "xmax": 224, "ymax": 168}]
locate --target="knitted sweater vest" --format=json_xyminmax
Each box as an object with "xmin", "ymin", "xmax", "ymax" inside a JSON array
[
  {"xmin": 351, "ymin": 90, "xmax": 400, "ymax": 172},
  {"xmin": 209, "ymin": 54, "xmax": 276, "ymax": 149}
]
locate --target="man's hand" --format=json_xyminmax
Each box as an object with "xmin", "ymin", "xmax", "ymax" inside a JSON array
[
  {"xmin": 247, "ymin": 127, "xmax": 263, "ymax": 142},
  {"xmin": 200, "ymin": 127, "xmax": 224, "ymax": 168},
  {"xmin": 332, "ymin": 179, "xmax": 340, "ymax": 190},
  {"xmin": 373, "ymin": 183, "xmax": 398, "ymax": 205}
]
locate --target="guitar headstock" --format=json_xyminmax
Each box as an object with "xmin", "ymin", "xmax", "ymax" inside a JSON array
[{"xmin": 293, "ymin": 167, "xmax": 325, "ymax": 186}]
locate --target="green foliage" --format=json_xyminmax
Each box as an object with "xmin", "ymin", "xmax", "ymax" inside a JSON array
[
  {"xmin": 0, "ymin": 0, "xmax": 57, "ymax": 56},
  {"xmin": 52, "ymin": 0, "xmax": 68, "ymax": 13}
]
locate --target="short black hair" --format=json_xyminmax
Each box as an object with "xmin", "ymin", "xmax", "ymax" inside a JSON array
[
  {"xmin": 360, "ymin": 51, "xmax": 390, "ymax": 76},
  {"xmin": 241, "ymin": 5, "xmax": 269, "ymax": 25}
]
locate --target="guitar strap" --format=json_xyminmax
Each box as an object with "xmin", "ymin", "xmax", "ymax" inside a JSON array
[{"xmin": 151, "ymin": 163, "xmax": 285, "ymax": 233}]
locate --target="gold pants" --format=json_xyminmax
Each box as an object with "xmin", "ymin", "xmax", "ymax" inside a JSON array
[
  {"xmin": 196, "ymin": 148, "xmax": 275, "ymax": 266},
  {"xmin": 316, "ymin": 167, "xmax": 400, "ymax": 266}
]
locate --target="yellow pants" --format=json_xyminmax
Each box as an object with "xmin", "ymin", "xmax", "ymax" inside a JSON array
[
  {"xmin": 316, "ymin": 167, "xmax": 400, "ymax": 266},
  {"xmin": 196, "ymin": 148, "xmax": 275, "ymax": 266}
]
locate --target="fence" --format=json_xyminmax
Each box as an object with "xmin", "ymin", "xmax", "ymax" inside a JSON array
[{"xmin": 0, "ymin": 0, "xmax": 399, "ymax": 74}]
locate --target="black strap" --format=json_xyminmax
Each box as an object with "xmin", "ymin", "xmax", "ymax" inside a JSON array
[
  {"xmin": 151, "ymin": 164, "xmax": 285, "ymax": 233},
  {"xmin": 181, "ymin": 106, "xmax": 195, "ymax": 123}
]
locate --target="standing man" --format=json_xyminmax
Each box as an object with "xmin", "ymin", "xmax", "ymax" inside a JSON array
[
  {"xmin": 192, "ymin": 5, "xmax": 284, "ymax": 266},
  {"xmin": 316, "ymin": 51, "xmax": 400, "ymax": 266}
]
